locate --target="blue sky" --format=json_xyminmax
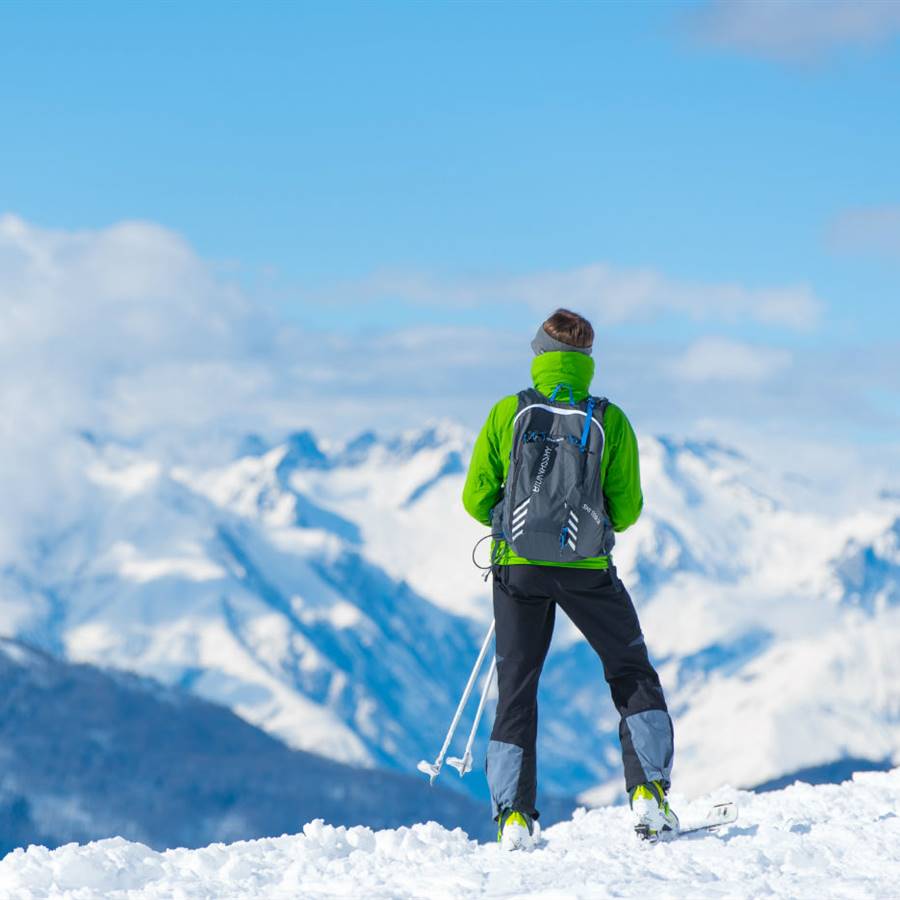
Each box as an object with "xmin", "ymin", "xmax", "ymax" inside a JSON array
[{"xmin": 1, "ymin": 0, "xmax": 898, "ymax": 454}]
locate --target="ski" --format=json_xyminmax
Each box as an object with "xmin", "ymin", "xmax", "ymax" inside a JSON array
[
  {"xmin": 678, "ymin": 800, "xmax": 739, "ymax": 835},
  {"xmin": 637, "ymin": 801, "xmax": 738, "ymax": 843}
]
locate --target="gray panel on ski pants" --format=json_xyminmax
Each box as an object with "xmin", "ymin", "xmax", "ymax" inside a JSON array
[
  {"xmin": 487, "ymin": 564, "xmax": 674, "ymax": 821},
  {"xmin": 623, "ymin": 709, "xmax": 673, "ymax": 785},
  {"xmin": 485, "ymin": 740, "xmax": 525, "ymax": 820}
]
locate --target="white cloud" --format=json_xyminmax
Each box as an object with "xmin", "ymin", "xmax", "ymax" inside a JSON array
[
  {"xmin": 0, "ymin": 214, "xmax": 263, "ymax": 370},
  {"xmin": 828, "ymin": 206, "xmax": 900, "ymax": 260},
  {"xmin": 686, "ymin": 0, "xmax": 900, "ymax": 63},
  {"xmin": 0, "ymin": 215, "xmax": 283, "ymax": 558},
  {"xmin": 0, "ymin": 213, "xmax": 894, "ymax": 561},
  {"xmin": 670, "ymin": 337, "xmax": 792, "ymax": 383},
  {"xmin": 333, "ymin": 262, "xmax": 822, "ymax": 331}
]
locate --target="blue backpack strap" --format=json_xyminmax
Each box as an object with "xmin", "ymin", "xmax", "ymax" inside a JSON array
[
  {"xmin": 580, "ymin": 396, "xmax": 609, "ymax": 452},
  {"xmin": 579, "ymin": 396, "xmax": 596, "ymax": 450},
  {"xmin": 549, "ymin": 382, "xmax": 575, "ymax": 405}
]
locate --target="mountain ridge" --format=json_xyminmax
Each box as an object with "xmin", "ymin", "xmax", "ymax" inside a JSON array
[
  {"xmin": 0, "ymin": 636, "xmax": 506, "ymax": 853},
  {"xmin": 1, "ymin": 422, "xmax": 897, "ymax": 806}
]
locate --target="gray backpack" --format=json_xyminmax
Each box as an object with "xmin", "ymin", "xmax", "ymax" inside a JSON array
[{"xmin": 493, "ymin": 386, "xmax": 615, "ymax": 562}]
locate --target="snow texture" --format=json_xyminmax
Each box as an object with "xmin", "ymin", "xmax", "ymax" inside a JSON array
[{"xmin": 2, "ymin": 769, "xmax": 899, "ymax": 899}]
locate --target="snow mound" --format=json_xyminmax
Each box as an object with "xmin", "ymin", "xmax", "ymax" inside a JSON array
[{"xmin": 3, "ymin": 770, "xmax": 899, "ymax": 899}]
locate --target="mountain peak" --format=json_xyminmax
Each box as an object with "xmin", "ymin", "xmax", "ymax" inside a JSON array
[{"xmin": 278, "ymin": 431, "xmax": 330, "ymax": 471}]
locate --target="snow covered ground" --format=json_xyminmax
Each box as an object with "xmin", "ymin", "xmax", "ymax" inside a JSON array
[{"xmin": 3, "ymin": 769, "xmax": 898, "ymax": 899}]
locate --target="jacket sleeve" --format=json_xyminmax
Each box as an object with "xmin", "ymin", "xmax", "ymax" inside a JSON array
[
  {"xmin": 462, "ymin": 401, "xmax": 508, "ymax": 527},
  {"xmin": 603, "ymin": 404, "xmax": 643, "ymax": 532}
]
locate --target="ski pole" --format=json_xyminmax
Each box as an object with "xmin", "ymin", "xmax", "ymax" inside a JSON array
[
  {"xmin": 417, "ymin": 619, "xmax": 495, "ymax": 784},
  {"xmin": 447, "ymin": 654, "xmax": 496, "ymax": 777}
]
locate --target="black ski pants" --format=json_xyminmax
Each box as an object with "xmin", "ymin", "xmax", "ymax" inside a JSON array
[{"xmin": 486, "ymin": 564, "xmax": 673, "ymax": 821}]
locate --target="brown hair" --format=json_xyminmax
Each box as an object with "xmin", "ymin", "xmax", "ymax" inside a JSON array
[{"xmin": 542, "ymin": 308, "xmax": 594, "ymax": 349}]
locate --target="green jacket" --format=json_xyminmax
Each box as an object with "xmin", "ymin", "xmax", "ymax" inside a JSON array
[{"xmin": 461, "ymin": 351, "xmax": 643, "ymax": 569}]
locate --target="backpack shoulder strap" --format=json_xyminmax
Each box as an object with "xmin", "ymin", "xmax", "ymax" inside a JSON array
[
  {"xmin": 516, "ymin": 387, "xmax": 543, "ymax": 408},
  {"xmin": 578, "ymin": 396, "xmax": 609, "ymax": 451}
]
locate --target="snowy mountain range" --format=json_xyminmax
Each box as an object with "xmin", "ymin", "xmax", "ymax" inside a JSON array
[{"xmin": 1, "ymin": 421, "xmax": 898, "ymax": 819}]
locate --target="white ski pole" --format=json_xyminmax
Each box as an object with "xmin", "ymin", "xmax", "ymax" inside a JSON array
[
  {"xmin": 417, "ymin": 619, "xmax": 495, "ymax": 784},
  {"xmin": 447, "ymin": 654, "xmax": 496, "ymax": 777}
]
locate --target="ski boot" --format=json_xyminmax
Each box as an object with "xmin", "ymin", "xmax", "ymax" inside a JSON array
[
  {"xmin": 630, "ymin": 781, "xmax": 679, "ymax": 841},
  {"xmin": 497, "ymin": 809, "xmax": 537, "ymax": 851}
]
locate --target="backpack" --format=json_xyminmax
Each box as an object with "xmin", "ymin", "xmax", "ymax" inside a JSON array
[{"xmin": 492, "ymin": 385, "xmax": 615, "ymax": 562}]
